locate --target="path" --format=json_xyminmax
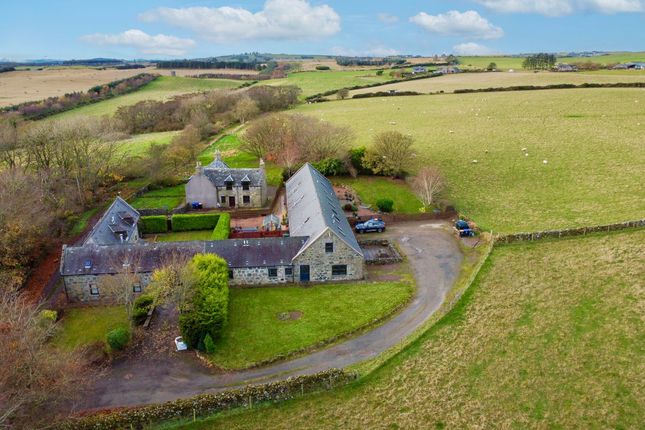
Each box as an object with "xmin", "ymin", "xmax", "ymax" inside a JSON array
[{"xmin": 84, "ymin": 220, "xmax": 463, "ymax": 408}]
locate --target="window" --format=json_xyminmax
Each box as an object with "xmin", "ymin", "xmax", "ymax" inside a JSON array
[
  {"xmin": 285, "ymin": 267, "xmax": 293, "ymax": 276},
  {"xmin": 221, "ymin": 196, "xmax": 227, "ymax": 204},
  {"xmin": 243, "ymin": 195, "xmax": 251, "ymax": 204},
  {"xmin": 226, "ymin": 181, "xmax": 233, "ymax": 190},
  {"xmin": 332, "ymin": 265, "xmax": 347, "ymax": 276},
  {"xmin": 89, "ymin": 285, "xmax": 99, "ymax": 296},
  {"xmin": 325, "ymin": 242, "xmax": 334, "ymax": 253},
  {"xmin": 132, "ymin": 284, "xmax": 141, "ymax": 293},
  {"xmin": 228, "ymin": 269, "xmax": 234, "ymax": 280},
  {"xmin": 268, "ymin": 267, "xmax": 278, "ymax": 278},
  {"xmin": 242, "ymin": 182, "xmax": 250, "ymax": 191}
]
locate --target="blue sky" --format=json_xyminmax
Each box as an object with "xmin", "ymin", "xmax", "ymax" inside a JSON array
[{"xmin": 1, "ymin": 0, "xmax": 644, "ymax": 60}]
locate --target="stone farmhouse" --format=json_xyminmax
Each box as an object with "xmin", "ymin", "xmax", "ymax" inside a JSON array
[
  {"xmin": 185, "ymin": 151, "xmax": 267, "ymax": 209},
  {"xmin": 60, "ymin": 163, "xmax": 364, "ymax": 303}
]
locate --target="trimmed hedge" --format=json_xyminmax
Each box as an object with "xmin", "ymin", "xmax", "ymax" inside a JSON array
[
  {"xmin": 211, "ymin": 213, "xmax": 230, "ymax": 240},
  {"xmin": 56, "ymin": 369, "xmax": 357, "ymax": 430},
  {"xmin": 453, "ymin": 82, "xmax": 645, "ymax": 94},
  {"xmin": 139, "ymin": 215, "xmax": 168, "ymax": 234},
  {"xmin": 171, "ymin": 213, "xmax": 220, "ymax": 232}
]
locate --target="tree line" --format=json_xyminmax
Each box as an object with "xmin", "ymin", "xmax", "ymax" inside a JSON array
[
  {"xmin": 156, "ymin": 60, "xmax": 263, "ymax": 70},
  {"xmin": 522, "ymin": 53, "xmax": 557, "ymax": 70}
]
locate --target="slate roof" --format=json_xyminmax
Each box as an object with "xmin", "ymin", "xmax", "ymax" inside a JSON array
[
  {"xmin": 84, "ymin": 197, "xmax": 140, "ymax": 246},
  {"xmin": 207, "ymin": 151, "xmax": 230, "ymax": 169},
  {"xmin": 61, "ymin": 237, "xmax": 309, "ymax": 275},
  {"xmin": 285, "ymin": 163, "xmax": 362, "ymax": 256}
]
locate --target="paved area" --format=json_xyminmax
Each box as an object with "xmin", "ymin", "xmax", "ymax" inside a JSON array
[{"xmin": 84, "ymin": 220, "xmax": 463, "ymax": 409}]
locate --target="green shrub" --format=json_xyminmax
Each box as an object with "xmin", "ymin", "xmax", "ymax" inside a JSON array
[
  {"xmin": 172, "ymin": 213, "xmax": 220, "ymax": 231},
  {"xmin": 132, "ymin": 294, "xmax": 154, "ymax": 325},
  {"xmin": 179, "ymin": 254, "xmax": 229, "ymax": 349},
  {"xmin": 133, "ymin": 294, "xmax": 154, "ymax": 309},
  {"xmin": 377, "ymin": 198, "xmax": 394, "ymax": 213},
  {"xmin": 211, "ymin": 213, "xmax": 230, "ymax": 240},
  {"xmin": 204, "ymin": 333, "xmax": 216, "ymax": 353},
  {"xmin": 132, "ymin": 307, "xmax": 149, "ymax": 326},
  {"xmin": 139, "ymin": 215, "xmax": 168, "ymax": 234},
  {"xmin": 315, "ymin": 65, "xmax": 331, "ymax": 70},
  {"xmin": 106, "ymin": 327, "xmax": 130, "ymax": 351},
  {"xmin": 312, "ymin": 158, "xmax": 347, "ymax": 176}
]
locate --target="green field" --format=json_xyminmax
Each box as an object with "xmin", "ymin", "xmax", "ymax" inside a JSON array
[
  {"xmin": 295, "ymin": 89, "xmax": 645, "ymax": 233},
  {"xmin": 267, "ymin": 70, "xmax": 392, "ymax": 97},
  {"xmin": 48, "ymin": 76, "xmax": 239, "ymax": 120},
  {"xmin": 116, "ymin": 131, "xmax": 180, "ymax": 157},
  {"xmin": 164, "ymin": 229, "xmax": 645, "ymax": 430},
  {"xmin": 332, "ymin": 176, "xmax": 423, "ymax": 214},
  {"xmin": 349, "ymin": 70, "xmax": 645, "ymax": 96},
  {"xmin": 458, "ymin": 52, "xmax": 645, "ymax": 70},
  {"xmin": 129, "ymin": 184, "xmax": 185, "ymax": 209},
  {"xmin": 53, "ymin": 306, "xmax": 128, "ymax": 351},
  {"xmin": 208, "ymin": 280, "xmax": 414, "ymax": 370}
]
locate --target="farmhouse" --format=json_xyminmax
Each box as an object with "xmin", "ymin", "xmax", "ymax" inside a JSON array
[
  {"xmin": 185, "ymin": 151, "xmax": 267, "ymax": 209},
  {"xmin": 61, "ymin": 163, "xmax": 364, "ymax": 302}
]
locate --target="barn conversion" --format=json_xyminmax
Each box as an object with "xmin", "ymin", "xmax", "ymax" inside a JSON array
[{"xmin": 60, "ymin": 163, "xmax": 364, "ymax": 302}]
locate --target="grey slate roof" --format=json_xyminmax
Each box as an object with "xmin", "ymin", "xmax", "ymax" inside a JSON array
[
  {"xmin": 202, "ymin": 168, "xmax": 264, "ymax": 187},
  {"xmin": 84, "ymin": 197, "xmax": 140, "ymax": 246},
  {"xmin": 207, "ymin": 151, "xmax": 230, "ymax": 169},
  {"xmin": 61, "ymin": 237, "xmax": 309, "ymax": 275},
  {"xmin": 285, "ymin": 163, "xmax": 362, "ymax": 256}
]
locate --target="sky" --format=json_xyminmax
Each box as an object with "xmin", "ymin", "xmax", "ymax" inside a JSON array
[{"xmin": 1, "ymin": 0, "xmax": 644, "ymax": 60}]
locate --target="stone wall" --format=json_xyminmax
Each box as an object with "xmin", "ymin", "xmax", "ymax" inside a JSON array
[
  {"xmin": 293, "ymin": 230, "xmax": 364, "ymax": 282},
  {"xmin": 216, "ymin": 185, "xmax": 264, "ymax": 208},
  {"xmin": 229, "ymin": 265, "xmax": 294, "ymax": 286},
  {"xmin": 64, "ymin": 272, "xmax": 152, "ymax": 303},
  {"xmin": 495, "ymin": 219, "xmax": 645, "ymax": 244}
]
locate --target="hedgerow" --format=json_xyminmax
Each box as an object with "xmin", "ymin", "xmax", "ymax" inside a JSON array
[
  {"xmin": 211, "ymin": 213, "xmax": 230, "ymax": 240},
  {"xmin": 171, "ymin": 213, "xmax": 220, "ymax": 231},
  {"xmin": 138, "ymin": 215, "xmax": 168, "ymax": 234}
]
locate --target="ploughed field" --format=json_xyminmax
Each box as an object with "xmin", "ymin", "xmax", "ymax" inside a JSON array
[
  {"xmin": 296, "ymin": 88, "xmax": 645, "ymax": 233},
  {"xmin": 166, "ymin": 229, "xmax": 645, "ymax": 430}
]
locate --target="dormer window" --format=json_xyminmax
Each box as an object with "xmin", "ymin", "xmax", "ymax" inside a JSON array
[
  {"xmin": 242, "ymin": 181, "xmax": 250, "ymax": 191},
  {"xmin": 226, "ymin": 181, "xmax": 233, "ymax": 190}
]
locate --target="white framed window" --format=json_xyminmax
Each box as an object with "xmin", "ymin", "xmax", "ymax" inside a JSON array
[
  {"xmin": 132, "ymin": 284, "xmax": 142, "ymax": 293},
  {"xmin": 89, "ymin": 285, "xmax": 100, "ymax": 296}
]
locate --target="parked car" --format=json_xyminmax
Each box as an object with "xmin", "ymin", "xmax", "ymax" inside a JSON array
[
  {"xmin": 355, "ymin": 218, "xmax": 386, "ymax": 233},
  {"xmin": 455, "ymin": 219, "xmax": 477, "ymax": 237},
  {"xmin": 174, "ymin": 336, "xmax": 188, "ymax": 351}
]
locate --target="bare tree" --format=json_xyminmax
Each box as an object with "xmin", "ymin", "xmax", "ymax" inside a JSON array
[
  {"xmin": 232, "ymin": 96, "xmax": 260, "ymax": 124},
  {"xmin": 363, "ymin": 131, "xmax": 415, "ymax": 178},
  {"xmin": 0, "ymin": 291, "xmax": 91, "ymax": 428},
  {"xmin": 410, "ymin": 166, "xmax": 446, "ymax": 208},
  {"xmin": 145, "ymin": 252, "xmax": 196, "ymax": 311},
  {"xmin": 99, "ymin": 249, "xmax": 146, "ymax": 321},
  {"xmin": 0, "ymin": 113, "xmax": 22, "ymax": 169}
]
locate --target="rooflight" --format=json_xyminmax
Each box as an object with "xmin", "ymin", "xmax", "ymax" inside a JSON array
[{"xmin": 84, "ymin": 259, "xmax": 92, "ymax": 269}]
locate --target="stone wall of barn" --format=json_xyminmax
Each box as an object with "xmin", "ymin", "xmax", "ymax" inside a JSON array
[
  {"xmin": 292, "ymin": 230, "xmax": 364, "ymax": 282},
  {"xmin": 229, "ymin": 265, "xmax": 294, "ymax": 286},
  {"xmin": 64, "ymin": 272, "xmax": 152, "ymax": 303}
]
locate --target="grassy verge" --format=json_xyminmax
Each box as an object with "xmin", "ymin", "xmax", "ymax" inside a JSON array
[
  {"xmin": 68, "ymin": 207, "xmax": 100, "ymax": 236},
  {"xmin": 52, "ymin": 306, "xmax": 128, "ymax": 351},
  {"xmin": 129, "ymin": 184, "xmax": 185, "ymax": 210},
  {"xmin": 207, "ymin": 280, "xmax": 414, "ymax": 370},
  {"xmin": 160, "ymin": 228, "xmax": 645, "ymax": 429},
  {"xmin": 332, "ymin": 176, "xmax": 423, "ymax": 214}
]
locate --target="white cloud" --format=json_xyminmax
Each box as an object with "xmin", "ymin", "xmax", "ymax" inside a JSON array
[
  {"xmin": 410, "ymin": 10, "xmax": 504, "ymax": 39},
  {"xmin": 475, "ymin": 0, "xmax": 644, "ymax": 16},
  {"xmin": 453, "ymin": 42, "xmax": 500, "ymax": 55},
  {"xmin": 378, "ymin": 13, "xmax": 400, "ymax": 24},
  {"xmin": 140, "ymin": 0, "xmax": 341, "ymax": 43},
  {"xmin": 81, "ymin": 29, "xmax": 195, "ymax": 56}
]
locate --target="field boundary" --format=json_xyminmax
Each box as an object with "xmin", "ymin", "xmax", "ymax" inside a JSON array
[{"xmin": 495, "ymin": 219, "xmax": 645, "ymax": 243}]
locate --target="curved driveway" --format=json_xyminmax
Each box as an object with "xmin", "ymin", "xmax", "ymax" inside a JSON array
[{"xmin": 86, "ymin": 221, "xmax": 462, "ymax": 408}]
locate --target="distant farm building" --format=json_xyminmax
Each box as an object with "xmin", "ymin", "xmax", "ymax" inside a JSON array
[
  {"xmin": 437, "ymin": 66, "xmax": 462, "ymax": 74},
  {"xmin": 554, "ymin": 63, "xmax": 578, "ymax": 72},
  {"xmin": 412, "ymin": 66, "xmax": 427, "ymax": 74},
  {"xmin": 613, "ymin": 62, "xmax": 645, "ymax": 70}
]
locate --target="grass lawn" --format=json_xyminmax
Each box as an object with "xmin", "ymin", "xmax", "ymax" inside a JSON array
[
  {"xmin": 208, "ymin": 281, "xmax": 414, "ymax": 370},
  {"xmin": 116, "ymin": 131, "xmax": 180, "ymax": 158},
  {"xmin": 129, "ymin": 184, "xmax": 185, "ymax": 210},
  {"xmin": 332, "ymin": 176, "xmax": 423, "ymax": 214},
  {"xmin": 164, "ymin": 229, "xmax": 645, "ymax": 429},
  {"xmin": 265, "ymin": 70, "xmax": 392, "ymax": 98},
  {"xmin": 53, "ymin": 306, "xmax": 128, "ymax": 351},
  {"xmin": 296, "ymin": 88, "xmax": 645, "ymax": 233},
  {"xmin": 349, "ymin": 69, "xmax": 645, "ymax": 96},
  {"xmin": 149, "ymin": 230, "xmax": 214, "ymax": 242},
  {"xmin": 69, "ymin": 207, "xmax": 99, "ymax": 236},
  {"xmin": 48, "ymin": 76, "xmax": 239, "ymax": 120}
]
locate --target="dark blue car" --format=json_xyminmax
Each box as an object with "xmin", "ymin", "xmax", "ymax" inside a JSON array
[{"xmin": 355, "ymin": 218, "xmax": 386, "ymax": 233}]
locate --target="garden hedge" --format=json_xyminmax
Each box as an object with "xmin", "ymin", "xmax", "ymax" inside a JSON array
[
  {"xmin": 171, "ymin": 213, "xmax": 220, "ymax": 231},
  {"xmin": 56, "ymin": 369, "xmax": 357, "ymax": 430},
  {"xmin": 139, "ymin": 215, "xmax": 168, "ymax": 234},
  {"xmin": 211, "ymin": 213, "xmax": 230, "ymax": 240}
]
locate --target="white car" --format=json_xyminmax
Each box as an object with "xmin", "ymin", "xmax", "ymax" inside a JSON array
[{"xmin": 174, "ymin": 336, "xmax": 188, "ymax": 351}]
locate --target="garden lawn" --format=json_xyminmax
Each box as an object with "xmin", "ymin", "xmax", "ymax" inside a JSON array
[
  {"xmin": 48, "ymin": 76, "xmax": 239, "ymax": 120},
  {"xmin": 163, "ymin": 229, "xmax": 645, "ymax": 430},
  {"xmin": 208, "ymin": 281, "xmax": 414, "ymax": 369},
  {"xmin": 266, "ymin": 70, "xmax": 392, "ymax": 98},
  {"xmin": 296, "ymin": 88, "xmax": 645, "ymax": 233},
  {"xmin": 151, "ymin": 230, "xmax": 214, "ymax": 242},
  {"xmin": 53, "ymin": 306, "xmax": 128, "ymax": 351},
  {"xmin": 129, "ymin": 184, "xmax": 185, "ymax": 210},
  {"xmin": 332, "ymin": 176, "xmax": 423, "ymax": 214}
]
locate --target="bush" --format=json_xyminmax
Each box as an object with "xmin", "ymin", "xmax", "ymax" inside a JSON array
[
  {"xmin": 172, "ymin": 213, "xmax": 220, "ymax": 231},
  {"xmin": 179, "ymin": 254, "xmax": 229, "ymax": 349},
  {"xmin": 106, "ymin": 327, "xmax": 130, "ymax": 351},
  {"xmin": 315, "ymin": 65, "xmax": 331, "ymax": 70},
  {"xmin": 139, "ymin": 215, "xmax": 168, "ymax": 234},
  {"xmin": 311, "ymin": 158, "xmax": 347, "ymax": 176},
  {"xmin": 132, "ymin": 294, "xmax": 154, "ymax": 325},
  {"xmin": 377, "ymin": 198, "xmax": 394, "ymax": 213},
  {"xmin": 348, "ymin": 146, "xmax": 372, "ymax": 175},
  {"xmin": 134, "ymin": 294, "xmax": 154, "ymax": 309},
  {"xmin": 132, "ymin": 307, "xmax": 149, "ymax": 326},
  {"xmin": 204, "ymin": 333, "xmax": 216, "ymax": 353},
  {"xmin": 39, "ymin": 309, "xmax": 57, "ymax": 325},
  {"xmin": 211, "ymin": 213, "xmax": 230, "ymax": 240}
]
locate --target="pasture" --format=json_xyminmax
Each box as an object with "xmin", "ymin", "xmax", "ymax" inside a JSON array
[
  {"xmin": 116, "ymin": 131, "xmax": 180, "ymax": 158},
  {"xmin": 349, "ymin": 70, "xmax": 645, "ymax": 96},
  {"xmin": 267, "ymin": 70, "xmax": 392, "ymax": 97},
  {"xmin": 164, "ymin": 229, "xmax": 645, "ymax": 430},
  {"xmin": 295, "ymin": 88, "xmax": 645, "ymax": 233},
  {"xmin": 458, "ymin": 52, "xmax": 645, "ymax": 70},
  {"xmin": 47, "ymin": 75, "xmax": 239, "ymax": 120}
]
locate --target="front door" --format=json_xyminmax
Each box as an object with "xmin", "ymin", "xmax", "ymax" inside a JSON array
[
  {"xmin": 228, "ymin": 196, "xmax": 235, "ymax": 207},
  {"xmin": 300, "ymin": 265, "xmax": 310, "ymax": 282}
]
